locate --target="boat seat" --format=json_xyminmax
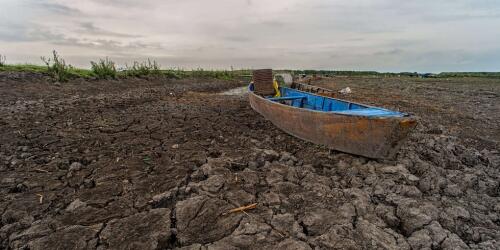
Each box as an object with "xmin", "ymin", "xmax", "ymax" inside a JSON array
[
  {"xmin": 335, "ymin": 108, "xmax": 403, "ymax": 117},
  {"xmin": 268, "ymin": 95, "xmax": 307, "ymax": 101}
]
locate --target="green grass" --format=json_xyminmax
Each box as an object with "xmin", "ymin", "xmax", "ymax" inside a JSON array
[
  {"xmin": 124, "ymin": 59, "xmax": 161, "ymax": 77},
  {"xmin": 0, "ymin": 64, "xmax": 252, "ymax": 79},
  {"xmin": 91, "ymin": 58, "xmax": 117, "ymax": 79},
  {"xmin": 0, "ymin": 64, "xmax": 48, "ymax": 73},
  {"xmin": 0, "ymin": 64, "xmax": 94, "ymax": 77},
  {"xmin": 70, "ymin": 68, "xmax": 94, "ymax": 78},
  {"xmin": 0, "ymin": 63, "xmax": 251, "ymax": 81},
  {"xmin": 164, "ymin": 68, "xmax": 252, "ymax": 80}
]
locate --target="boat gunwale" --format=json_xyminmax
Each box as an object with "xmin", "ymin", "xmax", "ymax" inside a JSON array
[{"xmin": 248, "ymin": 83, "xmax": 415, "ymax": 120}]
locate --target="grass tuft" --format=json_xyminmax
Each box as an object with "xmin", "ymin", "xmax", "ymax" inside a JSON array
[
  {"xmin": 41, "ymin": 50, "xmax": 73, "ymax": 82},
  {"xmin": 91, "ymin": 57, "xmax": 117, "ymax": 79},
  {"xmin": 125, "ymin": 59, "xmax": 161, "ymax": 77}
]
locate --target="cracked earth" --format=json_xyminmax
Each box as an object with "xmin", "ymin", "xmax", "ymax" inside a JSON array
[{"xmin": 0, "ymin": 72, "xmax": 499, "ymax": 249}]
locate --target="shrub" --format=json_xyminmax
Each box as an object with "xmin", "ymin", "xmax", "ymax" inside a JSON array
[
  {"xmin": 41, "ymin": 50, "xmax": 73, "ymax": 82},
  {"xmin": 125, "ymin": 59, "xmax": 161, "ymax": 77},
  {"xmin": 0, "ymin": 54, "xmax": 6, "ymax": 66},
  {"xmin": 91, "ymin": 57, "xmax": 117, "ymax": 79}
]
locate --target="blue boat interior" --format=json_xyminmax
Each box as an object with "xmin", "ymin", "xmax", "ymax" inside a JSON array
[{"xmin": 253, "ymin": 84, "xmax": 405, "ymax": 117}]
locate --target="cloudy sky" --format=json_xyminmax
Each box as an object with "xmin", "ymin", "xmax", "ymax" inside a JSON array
[{"xmin": 1, "ymin": 0, "xmax": 499, "ymax": 72}]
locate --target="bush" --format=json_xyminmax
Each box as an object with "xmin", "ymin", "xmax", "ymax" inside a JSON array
[
  {"xmin": 0, "ymin": 54, "xmax": 6, "ymax": 66},
  {"xmin": 125, "ymin": 59, "xmax": 161, "ymax": 77},
  {"xmin": 91, "ymin": 58, "xmax": 117, "ymax": 79},
  {"xmin": 41, "ymin": 50, "xmax": 73, "ymax": 82}
]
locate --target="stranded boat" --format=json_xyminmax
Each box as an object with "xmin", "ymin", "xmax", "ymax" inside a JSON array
[{"xmin": 248, "ymin": 70, "xmax": 417, "ymax": 159}]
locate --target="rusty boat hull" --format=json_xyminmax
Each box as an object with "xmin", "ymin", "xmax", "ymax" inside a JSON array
[{"xmin": 248, "ymin": 84, "xmax": 417, "ymax": 159}]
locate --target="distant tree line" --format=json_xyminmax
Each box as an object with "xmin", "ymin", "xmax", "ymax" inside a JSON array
[{"xmin": 284, "ymin": 70, "xmax": 500, "ymax": 78}]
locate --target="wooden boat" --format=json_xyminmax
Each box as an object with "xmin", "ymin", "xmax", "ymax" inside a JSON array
[{"xmin": 248, "ymin": 83, "xmax": 417, "ymax": 159}]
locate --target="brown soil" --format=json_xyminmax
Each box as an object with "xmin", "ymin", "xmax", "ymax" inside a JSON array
[{"xmin": 1, "ymin": 72, "xmax": 499, "ymax": 249}]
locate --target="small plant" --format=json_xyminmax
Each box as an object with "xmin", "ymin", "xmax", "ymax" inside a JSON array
[
  {"xmin": 91, "ymin": 57, "xmax": 117, "ymax": 79},
  {"xmin": 143, "ymin": 156, "xmax": 152, "ymax": 165},
  {"xmin": 41, "ymin": 50, "xmax": 73, "ymax": 82},
  {"xmin": 0, "ymin": 54, "xmax": 6, "ymax": 66},
  {"xmin": 125, "ymin": 59, "xmax": 161, "ymax": 77}
]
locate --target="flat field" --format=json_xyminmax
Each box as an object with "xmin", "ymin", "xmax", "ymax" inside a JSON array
[{"xmin": 1, "ymin": 72, "xmax": 498, "ymax": 249}]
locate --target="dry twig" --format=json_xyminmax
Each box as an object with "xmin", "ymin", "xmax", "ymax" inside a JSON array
[
  {"xmin": 36, "ymin": 194, "xmax": 43, "ymax": 204},
  {"xmin": 224, "ymin": 203, "xmax": 257, "ymax": 215}
]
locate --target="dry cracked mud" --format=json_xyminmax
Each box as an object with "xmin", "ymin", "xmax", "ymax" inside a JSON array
[{"xmin": 0, "ymin": 72, "xmax": 499, "ymax": 249}]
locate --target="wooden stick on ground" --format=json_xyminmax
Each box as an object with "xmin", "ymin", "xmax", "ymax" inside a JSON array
[
  {"xmin": 36, "ymin": 194, "xmax": 43, "ymax": 204},
  {"xmin": 224, "ymin": 203, "xmax": 257, "ymax": 215}
]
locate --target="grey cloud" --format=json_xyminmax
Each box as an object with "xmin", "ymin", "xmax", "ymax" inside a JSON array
[
  {"xmin": 54, "ymin": 38, "xmax": 121, "ymax": 50},
  {"xmin": 27, "ymin": 28, "xmax": 66, "ymax": 42},
  {"xmin": 78, "ymin": 22, "xmax": 141, "ymax": 38},
  {"xmin": 423, "ymin": 12, "xmax": 500, "ymax": 22},
  {"xmin": 258, "ymin": 20, "xmax": 287, "ymax": 27},
  {"xmin": 52, "ymin": 36, "xmax": 164, "ymax": 52},
  {"xmin": 373, "ymin": 49, "xmax": 404, "ymax": 56},
  {"xmin": 35, "ymin": 2, "xmax": 81, "ymax": 15},
  {"xmin": 0, "ymin": 21, "xmax": 159, "ymax": 52},
  {"xmin": 0, "ymin": 23, "xmax": 30, "ymax": 42},
  {"xmin": 1, "ymin": 0, "xmax": 500, "ymax": 71},
  {"xmin": 0, "ymin": 22, "xmax": 65, "ymax": 42},
  {"xmin": 127, "ymin": 41, "xmax": 164, "ymax": 50},
  {"xmin": 222, "ymin": 36, "xmax": 251, "ymax": 43},
  {"xmin": 88, "ymin": 0, "xmax": 154, "ymax": 7}
]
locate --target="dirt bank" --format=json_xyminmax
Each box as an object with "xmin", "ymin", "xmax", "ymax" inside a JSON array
[{"xmin": 1, "ymin": 73, "xmax": 498, "ymax": 249}]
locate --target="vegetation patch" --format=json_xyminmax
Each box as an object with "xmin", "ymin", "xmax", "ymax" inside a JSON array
[
  {"xmin": 0, "ymin": 64, "xmax": 48, "ymax": 73},
  {"xmin": 91, "ymin": 58, "xmax": 117, "ymax": 79},
  {"xmin": 168, "ymin": 68, "xmax": 251, "ymax": 80},
  {"xmin": 288, "ymin": 69, "xmax": 500, "ymax": 78},
  {"xmin": 124, "ymin": 59, "xmax": 161, "ymax": 77},
  {"xmin": 12, "ymin": 51, "xmax": 500, "ymax": 80},
  {"xmin": 438, "ymin": 72, "xmax": 500, "ymax": 78},
  {"xmin": 41, "ymin": 50, "xmax": 75, "ymax": 82}
]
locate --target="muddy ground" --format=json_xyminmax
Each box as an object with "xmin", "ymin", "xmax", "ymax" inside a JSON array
[{"xmin": 0, "ymin": 72, "xmax": 498, "ymax": 249}]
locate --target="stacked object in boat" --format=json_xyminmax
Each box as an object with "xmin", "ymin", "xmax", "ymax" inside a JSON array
[{"xmin": 252, "ymin": 69, "xmax": 274, "ymax": 95}]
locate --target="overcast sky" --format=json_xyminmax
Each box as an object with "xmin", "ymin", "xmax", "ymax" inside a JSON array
[{"xmin": 1, "ymin": 0, "xmax": 499, "ymax": 72}]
